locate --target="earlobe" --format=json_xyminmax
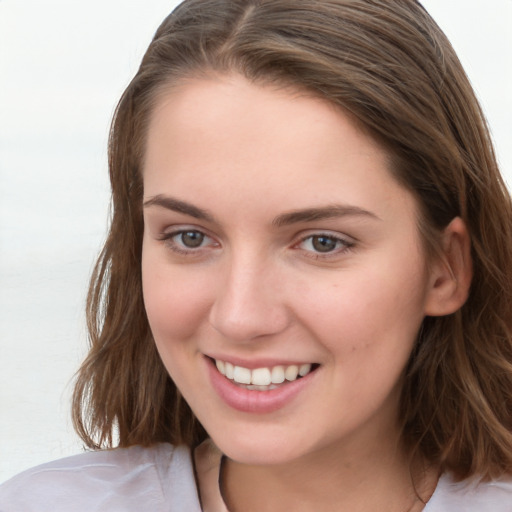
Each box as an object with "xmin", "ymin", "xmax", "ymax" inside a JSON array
[{"xmin": 424, "ymin": 217, "xmax": 473, "ymax": 317}]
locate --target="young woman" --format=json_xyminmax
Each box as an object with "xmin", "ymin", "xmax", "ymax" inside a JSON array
[{"xmin": 2, "ymin": 1, "xmax": 512, "ymax": 510}]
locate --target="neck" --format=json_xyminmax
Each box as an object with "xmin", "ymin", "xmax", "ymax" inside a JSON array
[{"xmin": 221, "ymin": 434, "xmax": 437, "ymax": 512}]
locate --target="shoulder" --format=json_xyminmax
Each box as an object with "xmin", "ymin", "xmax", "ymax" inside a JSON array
[
  {"xmin": 425, "ymin": 472, "xmax": 512, "ymax": 512},
  {"xmin": 0, "ymin": 444, "xmax": 201, "ymax": 512}
]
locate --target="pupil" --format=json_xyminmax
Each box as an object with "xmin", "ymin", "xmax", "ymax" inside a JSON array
[
  {"xmin": 181, "ymin": 231, "xmax": 204, "ymax": 248},
  {"xmin": 312, "ymin": 236, "xmax": 336, "ymax": 252}
]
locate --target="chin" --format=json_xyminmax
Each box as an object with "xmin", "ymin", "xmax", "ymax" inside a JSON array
[{"xmin": 208, "ymin": 426, "xmax": 307, "ymax": 466}]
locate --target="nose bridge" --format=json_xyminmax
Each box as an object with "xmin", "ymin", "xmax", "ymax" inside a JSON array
[{"xmin": 208, "ymin": 246, "xmax": 289, "ymax": 342}]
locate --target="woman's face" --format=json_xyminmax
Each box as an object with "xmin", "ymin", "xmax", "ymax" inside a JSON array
[{"xmin": 142, "ymin": 74, "xmax": 438, "ymax": 465}]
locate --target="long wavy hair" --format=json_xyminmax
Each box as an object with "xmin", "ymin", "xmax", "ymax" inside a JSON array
[{"xmin": 72, "ymin": 0, "xmax": 512, "ymax": 480}]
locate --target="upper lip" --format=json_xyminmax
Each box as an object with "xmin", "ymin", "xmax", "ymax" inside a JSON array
[{"xmin": 205, "ymin": 354, "xmax": 317, "ymax": 369}]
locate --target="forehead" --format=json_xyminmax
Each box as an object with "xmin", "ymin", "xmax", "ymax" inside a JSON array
[{"xmin": 142, "ymin": 74, "xmax": 417, "ymax": 224}]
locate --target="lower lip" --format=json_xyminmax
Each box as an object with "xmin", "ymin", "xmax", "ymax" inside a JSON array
[{"xmin": 206, "ymin": 358, "xmax": 317, "ymax": 414}]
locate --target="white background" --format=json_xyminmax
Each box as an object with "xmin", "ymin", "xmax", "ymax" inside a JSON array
[{"xmin": 1, "ymin": 1, "xmax": 511, "ymax": 483}]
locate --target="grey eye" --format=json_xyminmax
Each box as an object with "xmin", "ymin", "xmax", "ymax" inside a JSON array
[
  {"xmin": 311, "ymin": 235, "xmax": 339, "ymax": 253},
  {"xmin": 179, "ymin": 231, "xmax": 205, "ymax": 248}
]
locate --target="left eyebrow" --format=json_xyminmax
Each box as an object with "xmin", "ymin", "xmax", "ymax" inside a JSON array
[{"xmin": 272, "ymin": 205, "xmax": 380, "ymax": 227}]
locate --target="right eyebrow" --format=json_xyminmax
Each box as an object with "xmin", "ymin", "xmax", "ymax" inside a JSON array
[{"xmin": 143, "ymin": 195, "xmax": 215, "ymax": 222}]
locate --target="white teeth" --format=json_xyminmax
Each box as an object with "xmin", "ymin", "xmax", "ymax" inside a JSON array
[
  {"xmin": 225, "ymin": 361, "xmax": 234, "ymax": 379},
  {"xmin": 271, "ymin": 365, "xmax": 285, "ymax": 384},
  {"xmin": 251, "ymin": 367, "xmax": 272, "ymax": 386},
  {"xmin": 284, "ymin": 365, "xmax": 299, "ymax": 381},
  {"xmin": 233, "ymin": 366, "xmax": 251, "ymax": 384},
  {"xmin": 299, "ymin": 363, "xmax": 312, "ymax": 377},
  {"xmin": 214, "ymin": 359, "xmax": 314, "ymax": 387},
  {"xmin": 215, "ymin": 359, "xmax": 225, "ymax": 374}
]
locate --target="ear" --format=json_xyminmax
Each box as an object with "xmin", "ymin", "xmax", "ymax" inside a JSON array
[{"xmin": 424, "ymin": 217, "xmax": 473, "ymax": 317}]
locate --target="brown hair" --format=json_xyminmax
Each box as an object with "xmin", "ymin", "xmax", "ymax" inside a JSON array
[{"xmin": 72, "ymin": 0, "xmax": 512, "ymax": 480}]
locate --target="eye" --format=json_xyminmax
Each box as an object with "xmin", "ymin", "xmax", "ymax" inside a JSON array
[
  {"xmin": 176, "ymin": 230, "xmax": 206, "ymax": 248},
  {"xmin": 159, "ymin": 228, "xmax": 218, "ymax": 254},
  {"xmin": 297, "ymin": 233, "xmax": 354, "ymax": 255}
]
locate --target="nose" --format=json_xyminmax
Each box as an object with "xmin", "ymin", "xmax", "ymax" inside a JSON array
[{"xmin": 208, "ymin": 254, "xmax": 291, "ymax": 343}]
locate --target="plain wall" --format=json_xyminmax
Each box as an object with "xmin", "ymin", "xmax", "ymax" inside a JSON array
[{"xmin": 1, "ymin": 0, "xmax": 511, "ymax": 482}]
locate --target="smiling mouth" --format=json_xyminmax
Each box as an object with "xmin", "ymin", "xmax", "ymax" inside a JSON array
[{"xmin": 212, "ymin": 358, "xmax": 319, "ymax": 391}]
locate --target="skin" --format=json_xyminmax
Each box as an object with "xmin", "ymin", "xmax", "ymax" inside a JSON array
[{"xmin": 141, "ymin": 74, "xmax": 468, "ymax": 511}]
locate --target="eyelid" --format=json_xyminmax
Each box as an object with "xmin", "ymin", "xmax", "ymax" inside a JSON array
[
  {"xmin": 158, "ymin": 223, "xmax": 216, "ymax": 239},
  {"xmin": 293, "ymin": 230, "xmax": 356, "ymax": 257},
  {"xmin": 157, "ymin": 225, "xmax": 220, "ymax": 254}
]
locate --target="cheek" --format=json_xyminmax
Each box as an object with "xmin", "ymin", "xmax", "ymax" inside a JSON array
[
  {"xmin": 141, "ymin": 251, "xmax": 213, "ymax": 343},
  {"xmin": 299, "ymin": 257, "xmax": 428, "ymax": 360}
]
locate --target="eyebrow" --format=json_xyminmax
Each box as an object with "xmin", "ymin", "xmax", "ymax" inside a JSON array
[
  {"xmin": 143, "ymin": 194, "xmax": 379, "ymax": 226},
  {"xmin": 143, "ymin": 195, "xmax": 214, "ymax": 222},
  {"xmin": 272, "ymin": 205, "xmax": 380, "ymax": 227}
]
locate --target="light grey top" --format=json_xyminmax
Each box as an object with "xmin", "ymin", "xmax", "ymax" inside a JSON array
[
  {"xmin": 1, "ymin": 443, "xmax": 512, "ymax": 511},
  {"xmin": 0, "ymin": 444, "xmax": 201, "ymax": 512}
]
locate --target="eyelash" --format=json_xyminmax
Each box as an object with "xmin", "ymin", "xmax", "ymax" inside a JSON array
[
  {"xmin": 295, "ymin": 233, "xmax": 355, "ymax": 259},
  {"xmin": 158, "ymin": 229, "xmax": 218, "ymax": 255},
  {"xmin": 157, "ymin": 228, "xmax": 355, "ymax": 259}
]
